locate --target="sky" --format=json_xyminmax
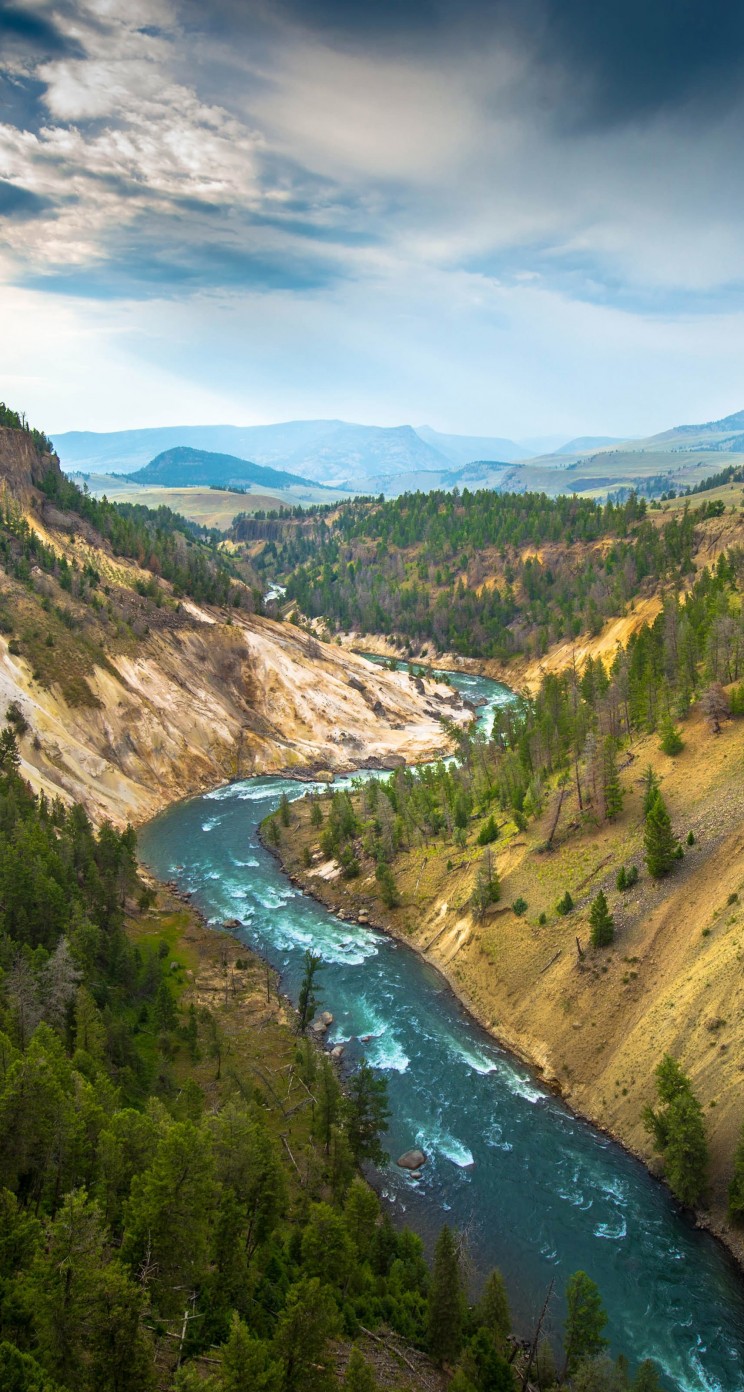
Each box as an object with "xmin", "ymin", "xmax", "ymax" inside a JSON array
[{"xmin": 2, "ymin": 0, "xmax": 744, "ymax": 439}]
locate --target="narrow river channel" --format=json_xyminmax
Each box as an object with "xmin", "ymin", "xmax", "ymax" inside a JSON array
[{"xmin": 139, "ymin": 662, "xmax": 744, "ymax": 1392}]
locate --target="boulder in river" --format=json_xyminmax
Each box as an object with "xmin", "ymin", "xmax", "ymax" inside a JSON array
[
  {"xmin": 309, "ymin": 1017, "xmax": 329, "ymax": 1035},
  {"xmin": 397, "ymin": 1148, "xmax": 427, "ymax": 1170}
]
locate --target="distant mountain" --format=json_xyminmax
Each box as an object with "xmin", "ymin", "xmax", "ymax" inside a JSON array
[
  {"xmin": 646, "ymin": 407, "xmax": 744, "ymax": 451},
  {"xmin": 53, "ymin": 419, "xmax": 525, "ymax": 484},
  {"xmin": 517, "ymin": 434, "xmax": 567, "ymax": 456},
  {"xmin": 553, "ymin": 436, "xmax": 628, "ymax": 455},
  {"xmin": 416, "ymin": 426, "xmax": 527, "ymax": 464},
  {"xmin": 128, "ymin": 446, "xmax": 315, "ymax": 491}
]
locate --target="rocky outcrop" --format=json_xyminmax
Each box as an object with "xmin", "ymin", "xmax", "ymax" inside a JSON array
[
  {"xmin": 0, "ymin": 428, "xmax": 61, "ymax": 500},
  {"xmin": 0, "ymin": 596, "xmax": 468, "ymax": 827}
]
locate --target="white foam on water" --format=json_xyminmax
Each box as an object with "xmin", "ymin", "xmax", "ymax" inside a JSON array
[
  {"xmin": 367, "ymin": 1036, "xmax": 410, "ymax": 1073},
  {"xmin": 447, "ymin": 1038, "xmax": 498, "ymax": 1074},
  {"xmin": 483, "ymin": 1123, "xmax": 513, "ymax": 1153},
  {"xmin": 201, "ymin": 818, "xmax": 220, "ymax": 831},
  {"xmin": 419, "ymin": 1126, "xmax": 474, "ymax": 1169},
  {"xmin": 594, "ymin": 1216, "xmax": 627, "ymax": 1240},
  {"xmin": 493, "ymin": 1060, "xmax": 545, "ymax": 1104},
  {"xmin": 231, "ymin": 857, "xmax": 260, "ymax": 869}
]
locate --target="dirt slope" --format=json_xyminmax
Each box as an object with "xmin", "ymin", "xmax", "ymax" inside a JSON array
[
  {"xmin": 0, "ymin": 435, "xmax": 468, "ymax": 825},
  {"xmin": 276, "ymin": 703, "xmax": 744, "ymax": 1259}
]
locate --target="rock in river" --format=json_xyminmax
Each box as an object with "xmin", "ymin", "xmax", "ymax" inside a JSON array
[{"xmin": 397, "ymin": 1148, "xmax": 427, "ymax": 1170}]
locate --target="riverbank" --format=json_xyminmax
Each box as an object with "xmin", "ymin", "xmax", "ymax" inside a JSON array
[{"xmin": 261, "ymin": 712, "xmax": 744, "ymax": 1273}]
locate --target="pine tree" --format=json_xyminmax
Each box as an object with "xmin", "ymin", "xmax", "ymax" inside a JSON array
[
  {"xmin": 589, "ymin": 891, "xmax": 614, "ymax": 948},
  {"xmin": 375, "ymin": 862, "xmax": 400, "ymax": 908},
  {"xmin": 659, "ymin": 718, "xmax": 684, "ymax": 756},
  {"xmin": 279, "ymin": 792, "xmax": 292, "ymax": 827},
  {"xmin": 633, "ymin": 1358, "xmax": 664, "ymax": 1391},
  {"xmin": 602, "ymin": 739, "xmax": 623, "ymax": 820},
  {"xmin": 475, "ymin": 1268, "xmax": 511, "ymax": 1352},
  {"xmin": 643, "ymin": 1055, "xmax": 708, "ymax": 1207},
  {"xmin": 562, "ymin": 1270, "xmax": 608, "ymax": 1376},
  {"xmin": 642, "ymin": 766, "xmax": 660, "ymax": 816},
  {"xmin": 428, "ymin": 1225, "xmax": 464, "ymax": 1366},
  {"xmin": 343, "ymin": 1348, "xmax": 378, "ymax": 1392},
  {"xmin": 297, "ymin": 950, "xmax": 323, "ymax": 1034},
  {"xmin": 273, "ymin": 1277, "xmax": 339, "ymax": 1392},
  {"xmin": 344, "ymin": 1062, "xmax": 390, "ymax": 1166},
  {"xmin": 644, "ymin": 791, "xmax": 677, "ymax": 878}
]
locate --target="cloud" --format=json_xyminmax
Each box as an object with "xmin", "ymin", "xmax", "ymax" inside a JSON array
[
  {"xmin": 0, "ymin": 177, "xmax": 52, "ymax": 217},
  {"xmin": 0, "ymin": 4, "xmax": 84, "ymax": 59},
  {"xmin": 2, "ymin": 0, "xmax": 744, "ymax": 434}
]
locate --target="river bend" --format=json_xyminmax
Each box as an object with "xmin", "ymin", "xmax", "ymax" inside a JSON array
[{"xmin": 139, "ymin": 665, "xmax": 744, "ymax": 1391}]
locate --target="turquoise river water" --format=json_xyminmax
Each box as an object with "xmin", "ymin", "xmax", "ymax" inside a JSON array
[{"xmin": 139, "ymin": 661, "xmax": 744, "ymax": 1391}]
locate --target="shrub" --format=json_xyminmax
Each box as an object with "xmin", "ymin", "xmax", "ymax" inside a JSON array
[
  {"xmin": 659, "ymin": 720, "xmax": 684, "ymax": 756},
  {"xmin": 477, "ymin": 815, "xmax": 499, "ymax": 846},
  {"xmin": 512, "ymin": 897, "xmax": 528, "ymax": 917},
  {"xmin": 687, "ymin": 830, "xmax": 695, "ymax": 845},
  {"xmin": 556, "ymin": 890, "xmax": 574, "ymax": 916}
]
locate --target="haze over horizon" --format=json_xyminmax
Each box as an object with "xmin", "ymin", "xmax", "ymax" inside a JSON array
[{"xmin": 3, "ymin": 1, "xmax": 744, "ymax": 438}]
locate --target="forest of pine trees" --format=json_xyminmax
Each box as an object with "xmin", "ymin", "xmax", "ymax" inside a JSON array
[
  {"xmin": 0, "ymin": 721, "xmax": 668, "ymax": 1391},
  {"xmin": 265, "ymin": 486, "xmax": 742, "ymax": 660}
]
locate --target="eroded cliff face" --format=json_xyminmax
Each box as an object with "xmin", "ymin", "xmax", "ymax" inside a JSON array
[
  {"xmin": 0, "ymin": 428, "xmax": 61, "ymax": 499},
  {"xmin": 0, "ymin": 429, "xmax": 468, "ymax": 824},
  {"xmin": 0, "ymin": 605, "xmax": 466, "ymax": 826}
]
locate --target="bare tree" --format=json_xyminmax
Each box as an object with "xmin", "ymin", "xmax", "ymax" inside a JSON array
[{"xmin": 700, "ymin": 681, "xmax": 731, "ymax": 734}]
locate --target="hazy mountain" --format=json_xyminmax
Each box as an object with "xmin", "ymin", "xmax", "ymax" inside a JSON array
[
  {"xmin": 416, "ymin": 425, "xmax": 527, "ymax": 464},
  {"xmin": 517, "ymin": 434, "xmax": 567, "ymax": 456},
  {"xmin": 553, "ymin": 435, "xmax": 628, "ymax": 455},
  {"xmin": 644, "ymin": 407, "xmax": 744, "ymax": 451},
  {"xmin": 54, "ymin": 419, "xmax": 451, "ymax": 484},
  {"xmin": 128, "ymin": 446, "xmax": 315, "ymax": 490}
]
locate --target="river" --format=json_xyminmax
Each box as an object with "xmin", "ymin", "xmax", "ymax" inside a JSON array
[{"xmin": 139, "ymin": 663, "xmax": 744, "ymax": 1392}]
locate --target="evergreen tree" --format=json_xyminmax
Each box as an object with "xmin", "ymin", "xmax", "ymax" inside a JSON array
[
  {"xmin": 644, "ymin": 792, "xmax": 676, "ymax": 878},
  {"xmin": 220, "ymin": 1314, "xmax": 280, "ymax": 1392},
  {"xmin": 279, "ymin": 793, "xmax": 292, "ymax": 827},
  {"xmin": 659, "ymin": 719, "xmax": 684, "ymax": 756},
  {"xmin": 633, "ymin": 1360, "xmax": 664, "ymax": 1392},
  {"xmin": 474, "ymin": 1268, "xmax": 511, "ymax": 1352},
  {"xmin": 344, "ymin": 1062, "xmax": 390, "ymax": 1166},
  {"xmin": 296, "ymin": 951, "xmax": 323, "ymax": 1034},
  {"xmin": 477, "ymin": 815, "xmax": 499, "ymax": 846},
  {"xmin": 562, "ymin": 1270, "xmax": 608, "ymax": 1376},
  {"xmin": 342, "ymin": 1349, "xmax": 378, "ymax": 1392},
  {"xmin": 589, "ymin": 891, "xmax": 614, "ymax": 948},
  {"xmin": 643, "ymin": 1055, "xmax": 708, "ymax": 1207},
  {"xmin": 375, "ymin": 862, "xmax": 400, "ymax": 908},
  {"xmin": 427, "ymin": 1225, "xmax": 464, "ymax": 1366},
  {"xmin": 572, "ymin": 1354, "xmax": 625, "ymax": 1391},
  {"xmin": 272, "ymin": 1277, "xmax": 339, "ymax": 1392},
  {"xmin": 602, "ymin": 739, "xmax": 623, "ymax": 820},
  {"xmin": 642, "ymin": 766, "xmax": 660, "ymax": 816}
]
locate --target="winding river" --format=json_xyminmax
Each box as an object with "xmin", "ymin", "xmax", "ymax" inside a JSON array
[{"xmin": 139, "ymin": 664, "xmax": 744, "ymax": 1391}]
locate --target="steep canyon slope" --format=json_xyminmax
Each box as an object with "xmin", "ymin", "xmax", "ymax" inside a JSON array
[{"xmin": 0, "ymin": 427, "xmax": 467, "ymax": 825}]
